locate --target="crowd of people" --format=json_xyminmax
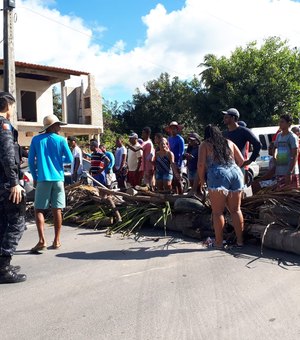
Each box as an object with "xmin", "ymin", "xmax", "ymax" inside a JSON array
[{"xmin": 1, "ymin": 87, "xmax": 300, "ymax": 284}]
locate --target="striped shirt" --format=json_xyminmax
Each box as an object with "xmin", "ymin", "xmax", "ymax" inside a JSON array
[{"xmin": 90, "ymin": 150, "xmax": 109, "ymax": 176}]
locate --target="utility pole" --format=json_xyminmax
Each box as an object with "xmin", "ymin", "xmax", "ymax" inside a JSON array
[{"xmin": 3, "ymin": 0, "xmax": 16, "ymax": 122}]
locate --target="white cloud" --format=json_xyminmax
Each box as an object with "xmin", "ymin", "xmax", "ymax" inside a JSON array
[{"xmin": 1, "ymin": 0, "xmax": 300, "ymax": 101}]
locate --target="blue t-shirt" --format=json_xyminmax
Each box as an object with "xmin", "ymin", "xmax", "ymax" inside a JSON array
[
  {"xmin": 105, "ymin": 151, "xmax": 115, "ymax": 172},
  {"xmin": 168, "ymin": 135, "xmax": 185, "ymax": 167},
  {"xmin": 28, "ymin": 133, "xmax": 73, "ymax": 182}
]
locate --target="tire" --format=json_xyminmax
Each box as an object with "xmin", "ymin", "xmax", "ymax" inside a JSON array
[
  {"xmin": 174, "ymin": 197, "xmax": 206, "ymax": 213},
  {"xmin": 181, "ymin": 173, "xmax": 190, "ymax": 193},
  {"xmin": 245, "ymin": 169, "xmax": 254, "ymax": 187}
]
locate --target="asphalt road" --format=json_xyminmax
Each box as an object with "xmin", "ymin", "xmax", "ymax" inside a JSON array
[{"xmin": 1, "ymin": 221, "xmax": 300, "ymax": 340}]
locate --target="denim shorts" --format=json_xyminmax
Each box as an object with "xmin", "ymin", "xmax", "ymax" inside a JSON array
[
  {"xmin": 207, "ymin": 164, "xmax": 244, "ymax": 193},
  {"xmin": 34, "ymin": 181, "xmax": 65, "ymax": 210},
  {"xmin": 156, "ymin": 171, "xmax": 173, "ymax": 181}
]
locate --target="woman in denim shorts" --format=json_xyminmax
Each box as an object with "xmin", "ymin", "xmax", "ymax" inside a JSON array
[
  {"xmin": 155, "ymin": 138, "xmax": 180, "ymax": 191},
  {"xmin": 198, "ymin": 125, "xmax": 245, "ymax": 249}
]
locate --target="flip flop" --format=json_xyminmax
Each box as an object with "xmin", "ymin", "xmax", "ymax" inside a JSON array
[
  {"xmin": 52, "ymin": 242, "xmax": 61, "ymax": 249},
  {"xmin": 30, "ymin": 243, "xmax": 47, "ymax": 253}
]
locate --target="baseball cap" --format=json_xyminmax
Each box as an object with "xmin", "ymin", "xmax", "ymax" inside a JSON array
[
  {"xmin": 129, "ymin": 132, "xmax": 138, "ymax": 139},
  {"xmin": 222, "ymin": 108, "xmax": 240, "ymax": 118},
  {"xmin": 188, "ymin": 132, "xmax": 201, "ymax": 143}
]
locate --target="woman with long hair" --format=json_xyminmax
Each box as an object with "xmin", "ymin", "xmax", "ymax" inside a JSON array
[
  {"xmin": 198, "ymin": 125, "xmax": 245, "ymax": 249},
  {"xmin": 154, "ymin": 138, "xmax": 180, "ymax": 192}
]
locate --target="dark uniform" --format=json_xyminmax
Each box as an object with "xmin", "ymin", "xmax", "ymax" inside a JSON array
[{"xmin": 0, "ymin": 115, "xmax": 27, "ymax": 283}]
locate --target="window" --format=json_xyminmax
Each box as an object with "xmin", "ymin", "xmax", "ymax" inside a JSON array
[
  {"xmin": 20, "ymin": 91, "xmax": 37, "ymax": 122},
  {"xmin": 84, "ymin": 96, "xmax": 91, "ymax": 109}
]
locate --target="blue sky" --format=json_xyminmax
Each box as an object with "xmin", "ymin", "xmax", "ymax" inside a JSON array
[
  {"xmin": 10, "ymin": 0, "xmax": 300, "ymax": 103},
  {"xmin": 50, "ymin": 0, "xmax": 186, "ymax": 52}
]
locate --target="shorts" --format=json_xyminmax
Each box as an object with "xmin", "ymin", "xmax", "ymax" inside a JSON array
[
  {"xmin": 34, "ymin": 181, "xmax": 65, "ymax": 210},
  {"xmin": 92, "ymin": 173, "xmax": 106, "ymax": 186},
  {"xmin": 188, "ymin": 169, "xmax": 197, "ymax": 180},
  {"xmin": 207, "ymin": 164, "xmax": 244, "ymax": 194},
  {"xmin": 127, "ymin": 171, "xmax": 143, "ymax": 187},
  {"xmin": 156, "ymin": 171, "xmax": 173, "ymax": 181}
]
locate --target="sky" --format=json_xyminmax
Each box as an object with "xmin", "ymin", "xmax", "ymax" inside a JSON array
[{"xmin": 1, "ymin": 0, "xmax": 300, "ymax": 103}]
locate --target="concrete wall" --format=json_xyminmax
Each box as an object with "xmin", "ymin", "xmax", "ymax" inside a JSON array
[{"xmin": 15, "ymin": 78, "xmax": 53, "ymax": 124}]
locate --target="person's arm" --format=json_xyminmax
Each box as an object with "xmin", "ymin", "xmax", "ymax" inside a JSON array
[
  {"xmin": 169, "ymin": 151, "xmax": 180, "ymax": 180},
  {"xmin": 63, "ymin": 139, "xmax": 73, "ymax": 164},
  {"xmin": 178, "ymin": 136, "xmax": 185, "ymax": 167},
  {"xmin": 119, "ymin": 152, "xmax": 127, "ymax": 170},
  {"xmin": 232, "ymin": 142, "xmax": 244, "ymax": 167},
  {"xmin": 0, "ymin": 129, "xmax": 24, "ymax": 204},
  {"xmin": 197, "ymin": 143, "xmax": 207, "ymax": 190},
  {"xmin": 98, "ymin": 156, "xmax": 110, "ymax": 173},
  {"xmin": 28, "ymin": 140, "xmax": 38, "ymax": 181},
  {"xmin": 243, "ymin": 129, "xmax": 261, "ymax": 165},
  {"xmin": 125, "ymin": 143, "xmax": 142, "ymax": 152}
]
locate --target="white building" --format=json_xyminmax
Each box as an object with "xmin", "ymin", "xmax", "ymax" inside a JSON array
[{"xmin": 0, "ymin": 60, "xmax": 103, "ymax": 146}]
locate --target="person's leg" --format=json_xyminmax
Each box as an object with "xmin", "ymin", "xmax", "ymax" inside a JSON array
[
  {"xmin": 52, "ymin": 208, "xmax": 62, "ymax": 247},
  {"xmin": 226, "ymin": 191, "xmax": 244, "ymax": 246},
  {"xmin": 35, "ymin": 209, "xmax": 47, "ymax": 246},
  {"xmin": 163, "ymin": 180, "xmax": 172, "ymax": 191},
  {"xmin": 156, "ymin": 179, "xmax": 164, "ymax": 191},
  {"xmin": 209, "ymin": 190, "xmax": 227, "ymax": 248},
  {"xmin": 51, "ymin": 182, "xmax": 65, "ymax": 248},
  {"xmin": 32, "ymin": 181, "xmax": 51, "ymax": 249},
  {"xmin": 0, "ymin": 198, "xmax": 27, "ymax": 283}
]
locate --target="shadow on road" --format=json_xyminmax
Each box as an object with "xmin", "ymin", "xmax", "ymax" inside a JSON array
[
  {"xmin": 225, "ymin": 244, "xmax": 300, "ymax": 270},
  {"xmin": 56, "ymin": 246, "xmax": 202, "ymax": 261}
]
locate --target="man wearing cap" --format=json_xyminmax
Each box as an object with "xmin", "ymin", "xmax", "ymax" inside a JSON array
[
  {"xmin": 222, "ymin": 108, "xmax": 261, "ymax": 170},
  {"xmin": 68, "ymin": 136, "xmax": 83, "ymax": 183},
  {"xmin": 185, "ymin": 132, "xmax": 201, "ymax": 188},
  {"xmin": 28, "ymin": 114, "xmax": 73, "ymax": 252},
  {"xmin": 0, "ymin": 92, "xmax": 27, "ymax": 283},
  {"xmin": 127, "ymin": 133, "xmax": 143, "ymax": 187},
  {"xmin": 166, "ymin": 121, "xmax": 185, "ymax": 194}
]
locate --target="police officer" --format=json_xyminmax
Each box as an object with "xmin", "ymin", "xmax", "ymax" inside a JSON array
[{"xmin": 0, "ymin": 92, "xmax": 27, "ymax": 284}]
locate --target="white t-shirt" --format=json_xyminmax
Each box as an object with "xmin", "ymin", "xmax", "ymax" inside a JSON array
[
  {"xmin": 115, "ymin": 146, "xmax": 127, "ymax": 170},
  {"xmin": 127, "ymin": 144, "xmax": 143, "ymax": 171},
  {"xmin": 71, "ymin": 145, "xmax": 83, "ymax": 175}
]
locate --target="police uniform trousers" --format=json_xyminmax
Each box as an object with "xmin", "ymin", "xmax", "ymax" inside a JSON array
[{"xmin": 0, "ymin": 192, "xmax": 26, "ymax": 257}]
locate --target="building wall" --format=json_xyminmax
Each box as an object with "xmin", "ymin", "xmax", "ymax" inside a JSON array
[{"xmin": 15, "ymin": 78, "xmax": 53, "ymax": 124}]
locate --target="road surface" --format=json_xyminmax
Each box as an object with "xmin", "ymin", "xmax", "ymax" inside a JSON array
[{"xmin": 1, "ymin": 221, "xmax": 300, "ymax": 340}]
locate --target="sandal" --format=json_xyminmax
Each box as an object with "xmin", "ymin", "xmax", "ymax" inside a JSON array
[
  {"xmin": 52, "ymin": 242, "xmax": 61, "ymax": 249},
  {"xmin": 30, "ymin": 243, "xmax": 47, "ymax": 253}
]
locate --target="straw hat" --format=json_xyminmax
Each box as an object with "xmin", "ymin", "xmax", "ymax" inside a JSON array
[
  {"xmin": 165, "ymin": 121, "xmax": 184, "ymax": 133},
  {"xmin": 39, "ymin": 114, "xmax": 66, "ymax": 133}
]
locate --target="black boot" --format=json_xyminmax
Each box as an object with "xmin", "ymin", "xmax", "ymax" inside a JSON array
[{"xmin": 0, "ymin": 256, "xmax": 26, "ymax": 284}]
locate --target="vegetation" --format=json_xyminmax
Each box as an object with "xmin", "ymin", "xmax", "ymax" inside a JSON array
[{"xmin": 109, "ymin": 36, "xmax": 300, "ymax": 138}]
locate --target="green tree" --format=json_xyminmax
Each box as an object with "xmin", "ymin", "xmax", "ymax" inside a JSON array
[
  {"xmin": 121, "ymin": 73, "xmax": 202, "ymax": 137},
  {"xmin": 52, "ymin": 86, "xmax": 62, "ymax": 121},
  {"xmin": 101, "ymin": 99, "xmax": 129, "ymax": 150},
  {"xmin": 196, "ymin": 37, "xmax": 300, "ymax": 127}
]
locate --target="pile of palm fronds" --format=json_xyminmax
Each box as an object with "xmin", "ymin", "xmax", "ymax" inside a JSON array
[
  {"xmin": 63, "ymin": 183, "xmax": 172, "ymax": 236},
  {"xmin": 241, "ymin": 187, "xmax": 300, "ymax": 228}
]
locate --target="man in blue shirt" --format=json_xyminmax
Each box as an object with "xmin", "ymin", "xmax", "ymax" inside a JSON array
[
  {"xmin": 166, "ymin": 121, "xmax": 185, "ymax": 194},
  {"xmin": 100, "ymin": 144, "xmax": 115, "ymax": 187},
  {"xmin": 28, "ymin": 115, "xmax": 73, "ymax": 253}
]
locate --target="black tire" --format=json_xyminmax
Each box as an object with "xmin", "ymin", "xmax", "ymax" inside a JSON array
[
  {"xmin": 181, "ymin": 173, "xmax": 190, "ymax": 193},
  {"xmin": 245, "ymin": 169, "xmax": 254, "ymax": 187}
]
